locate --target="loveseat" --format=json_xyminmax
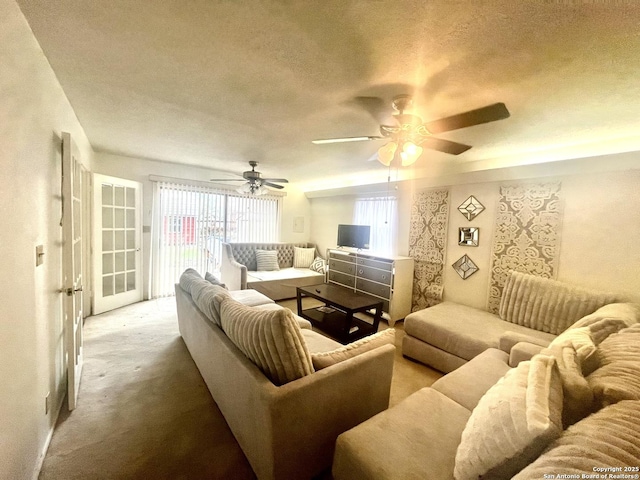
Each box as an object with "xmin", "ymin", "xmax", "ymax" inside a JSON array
[
  {"xmin": 221, "ymin": 242, "xmax": 325, "ymax": 300},
  {"xmin": 333, "ymin": 302, "xmax": 640, "ymax": 479},
  {"xmin": 403, "ymin": 271, "xmax": 619, "ymax": 373},
  {"xmin": 175, "ymin": 269, "xmax": 396, "ymax": 480}
]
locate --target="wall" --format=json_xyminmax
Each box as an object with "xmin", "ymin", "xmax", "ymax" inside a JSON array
[
  {"xmin": 0, "ymin": 1, "xmax": 94, "ymax": 478},
  {"xmin": 309, "ymin": 155, "xmax": 640, "ymax": 310},
  {"xmin": 92, "ymin": 152, "xmax": 311, "ymax": 298}
]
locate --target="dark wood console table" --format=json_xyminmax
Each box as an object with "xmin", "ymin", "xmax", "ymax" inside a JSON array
[{"xmin": 296, "ymin": 283, "xmax": 383, "ymax": 344}]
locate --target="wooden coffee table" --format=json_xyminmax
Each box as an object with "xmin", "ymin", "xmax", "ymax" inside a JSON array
[{"xmin": 296, "ymin": 283, "xmax": 383, "ymax": 344}]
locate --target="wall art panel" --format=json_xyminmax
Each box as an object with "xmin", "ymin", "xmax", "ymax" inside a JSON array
[
  {"xmin": 409, "ymin": 189, "xmax": 449, "ymax": 311},
  {"xmin": 487, "ymin": 182, "xmax": 563, "ymax": 313}
]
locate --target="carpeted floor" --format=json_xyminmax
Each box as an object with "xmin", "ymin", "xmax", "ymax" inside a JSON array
[{"xmin": 39, "ymin": 297, "xmax": 441, "ymax": 479}]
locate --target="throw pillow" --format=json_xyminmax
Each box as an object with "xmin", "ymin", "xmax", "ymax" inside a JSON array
[
  {"xmin": 454, "ymin": 354, "xmax": 563, "ymax": 480},
  {"xmin": 255, "ymin": 249, "xmax": 279, "ymax": 271},
  {"xmin": 513, "ymin": 400, "xmax": 640, "ymax": 480},
  {"xmin": 309, "ymin": 256, "xmax": 326, "ymax": 274},
  {"xmin": 204, "ymin": 272, "xmax": 227, "ymax": 289},
  {"xmin": 587, "ymin": 323, "xmax": 640, "ymax": 407},
  {"xmin": 311, "ymin": 328, "xmax": 395, "ymax": 370},
  {"xmin": 219, "ymin": 297, "xmax": 314, "ymax": 385},
  {"xmin": 293, "ymin": 247, "xmax": 315, "ymax": 268}
]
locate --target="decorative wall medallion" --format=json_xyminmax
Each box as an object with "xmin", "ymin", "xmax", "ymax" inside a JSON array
[
  {"xmin": 458, "ymin": 195, "xmax": 485, "ymax": 221},
  {"xmin": 458, "ymin": 227, "xmax": 479, "ymax": 246},
  {"xmin": 452, "ymin": 254, "xmax": 479, "ymax": 279}
]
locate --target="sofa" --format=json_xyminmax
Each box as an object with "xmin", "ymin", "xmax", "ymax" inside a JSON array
[
  {"xmin": 333, "ymin": 302, "xmax": 640, "ymax": 479},
  {"xmin": 403, "ymin": 271, "xmax": 619, "ymax": 373},
  {"xmin": 175, "ymin": 269, "xmax": 396, "ymax": 480},
  {"xmin": 221, "ymin": 242, "xmax": 325, "ymax": 300}
]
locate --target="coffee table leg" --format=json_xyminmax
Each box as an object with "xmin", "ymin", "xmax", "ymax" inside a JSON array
[
  {"xmin": 343, "ymin": 311, "xmax": 354, "ymax": 343},
  {"xmin": 373, "ymin": 303, "xmax": 382, "ymax": 331},
  {"xmin": 296, "ymin": 288, "xmax": 302, "ymax": 315}
]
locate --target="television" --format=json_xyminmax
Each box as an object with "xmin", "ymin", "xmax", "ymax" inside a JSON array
[{"xmin": 337, "ymin": 224, "xmax": 371, "ymax": 249}]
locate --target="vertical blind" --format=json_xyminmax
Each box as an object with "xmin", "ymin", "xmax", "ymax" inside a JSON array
[
  {"xmin": 353, "ymin": 196, "xmax": 398, "ymax": 255},
  {"xmin": 151, "ymin": 180, "xmax": 280, "ymax": 297}
]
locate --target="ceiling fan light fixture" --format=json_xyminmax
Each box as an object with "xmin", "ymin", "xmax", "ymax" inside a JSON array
[
  {"xmin": 377, "ymin": 142, "xmax": 397, "ymax": 166},
  {"xmin": 400, "ymin": 141, "xmax": 423, "ymax": 166}
]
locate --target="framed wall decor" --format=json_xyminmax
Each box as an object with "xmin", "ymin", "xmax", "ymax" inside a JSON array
[
  {"xmin": 452, "ymin": 254, "xmax": 479, "ymax": 279},
  {"xmin": 458, "ymin": 195, "xmax": 485, "ymax": 221},
  {"xmin": 458, "ymin": 227, "xmax": 479, "ymax": 246}
]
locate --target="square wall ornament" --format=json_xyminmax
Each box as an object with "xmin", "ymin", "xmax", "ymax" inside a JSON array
[
  {"xmin": 458, "ymin": 195, "xmax": 485, "ymax": 221},
  {"xmin": 458, "ymin": 227, "xmax": 479, "ymax": 246},
  {"xmin": 452, "ymin": 254, "xmax": 479, "ymax": 279}
]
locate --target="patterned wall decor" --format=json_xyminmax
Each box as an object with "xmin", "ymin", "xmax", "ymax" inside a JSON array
[
  {"xmin": 487, "ymin": 182, "xmax": 564, "ymax": 313},
  {"xmin": 408, "ymin": 189, "xmax": 449, "ymax": 311}
]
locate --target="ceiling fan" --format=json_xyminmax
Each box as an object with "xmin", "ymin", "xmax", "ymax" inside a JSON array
[
  {"xmin": 210, "ymin": 161, "xmax": 288, "ymax": 195},
  {"xmin": 312, "ymin": 95, "xmax": 510, "ymax": 167}
]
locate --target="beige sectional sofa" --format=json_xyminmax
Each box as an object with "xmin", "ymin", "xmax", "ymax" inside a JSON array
[
  {"xmin": 175, "ymin": 269, "xmax": 396, "ymax": 480},
  {"xmin": 403, "ymin": 271, "xmax": 619, "ymax": 373},
  {"xmin": 333, "ymin": 302, "xmax": 640, "ymax": 479},
  {"xmin": 221, "ymin": 242, "xmax": 325, "ymax": 300}
]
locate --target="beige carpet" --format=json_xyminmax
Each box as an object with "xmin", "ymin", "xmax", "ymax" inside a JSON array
[{"xmin": 39, "ymin": 297, "xmax": 441, "ymax": 479}]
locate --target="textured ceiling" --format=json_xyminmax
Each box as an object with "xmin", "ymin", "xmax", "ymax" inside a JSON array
[{"xmin": 17, "ymin": 0, "xmax": 640, "ymax": 189}]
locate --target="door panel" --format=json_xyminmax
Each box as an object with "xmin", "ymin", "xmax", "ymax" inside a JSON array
[
  {"xmin": 62, "ymin": 132, "xmax": 84, "ymax": 411},
  {"xmin": 93, "ymin": 174, "xmax": 142, "ymax": 314}
]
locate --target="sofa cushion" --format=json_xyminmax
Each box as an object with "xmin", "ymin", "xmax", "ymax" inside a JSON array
[
  {"xmin": 513, "ymin": 400, "xmax": 640, "ymax": 479},
  {"xmin": 253, "ymin": 303, "xmax": 313, "ymax": 330},
  {"xmin": 587, "ymin": 323, "xmax": 640, "ymax": 407},
  {"xmin": 568, "ymin": 302, "xmax": 640, "ymax": 331},
  {"xmin": 255, "ymin": 249, "xmax": 279, "ymax": 271},
  {"xmin": 293, "ymin": 246, "xmax": 315, "ymax": 268},
  {"xmin": 404, "ymin": 302, "xmax": 556, "ymax": 362},
  {"xmin": 301, "ymin": 329, "xmax": 343, "ymax": 354},
  {"xmin": 219, "ymin": 297, "xmax": 314, "ymax": 385},
  {"xmin": 454, "ymin": 354, "xmax": 563, "ymax": 480},
  {"xmin": 431, "ymin": 348, "xmax": 511, "ymax": 412},
  {"xmin": 311, "ymin": 329, "xmax": 395, "ymax": 370},
  {"xmin": 228, "ymin": 288, "xmax": 274, "ymax": 307},
  {"xmin": 333, "ymin": 388, "xmax": 471, "ymax": 480},
  {"xmin": 499, "ymin": 271, "xmax": 618, "ymax": 335}
]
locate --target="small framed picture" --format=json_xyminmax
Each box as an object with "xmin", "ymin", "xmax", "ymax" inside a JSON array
[{"xmin": 458, "ymin": 227, "xmax": 479, "ymax": 246}]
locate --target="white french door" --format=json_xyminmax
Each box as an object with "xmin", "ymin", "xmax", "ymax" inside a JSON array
[
  {"xmin": 62, "ymin": 132, "xmax": 84, "ymax": 410},
  {"xmin": 92, "ymin": 174, "xmax": 143, "ymax": 314}
]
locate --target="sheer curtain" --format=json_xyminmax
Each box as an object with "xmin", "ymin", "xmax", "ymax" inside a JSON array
[
  {"xmin": 353, "ymin": 196, "xmax": 398, "ymax": 256},
  {"xmin": 151, "ymin": 179, "xmax": 281, "ymax": 297}
]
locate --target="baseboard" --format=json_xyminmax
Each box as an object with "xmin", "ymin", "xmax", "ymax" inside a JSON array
[{"xmin": 32, "ymin": 393, "xmax": 65, "ymax": 480}]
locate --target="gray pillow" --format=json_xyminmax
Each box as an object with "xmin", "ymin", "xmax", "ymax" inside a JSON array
[
  {"xmin": 205, "ymin": 272, "xmax": 227, "ymax": 289},
  {"xmin": 255, "ymin": 249, "xmax": 279, "ymax": 271}
]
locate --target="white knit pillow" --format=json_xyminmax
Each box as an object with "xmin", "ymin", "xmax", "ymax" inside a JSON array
[
  {"xmin": 454, "ymin": 354, "xmax": 563, "ymax": 480},
  {"xmin": 255, "ymin": 249, "xmax": 279, "ymax": 271},
  {"xmin": 219, "ymin": 297, "xmax": 313, "ymax": 385},
  {"xmin": 293, "ymin": 247, "xmax": 315, "ymax": 268},
  {"xmin": 311, "ymin": 328, "xmax": 395, "ymax": 370}
]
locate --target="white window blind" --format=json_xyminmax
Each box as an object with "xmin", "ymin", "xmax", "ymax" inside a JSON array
[
  {"xmin": 151, "ymin": 180, "xmax": 280, "ymax": 297},
  {"xmin": 353, "ymin": 196, "xmax": 398, "ymax": 255}
]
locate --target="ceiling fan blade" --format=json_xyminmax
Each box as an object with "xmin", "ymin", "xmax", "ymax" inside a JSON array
[
  {"xmin": 425, "ymin": 103, "xmax": 510, "ymax": 134},
  {"xmin": 312, "ymin": 136, "xmax": 383, "ymax": 144},
  {"xmin": 262, "ymin": 181, "xmax": 284, "ymax": 189},
  {"xmin": 421, "ymin": 137, "xmax": 472, "ymax": 155},
  {"xmin": 209, "ymin": 178, "xmax": 244, "ymax": 182},
  {"xmin": 262, "ymin": 178, "xmax": 289, "ymax": 183}
]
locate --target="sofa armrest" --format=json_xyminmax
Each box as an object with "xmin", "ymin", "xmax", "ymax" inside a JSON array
[
  {"xmin": 221, "ymin": 243, "xmax": 247, "ymax": 290},
  {"xmin": 509, "ymin": 341, "xmax": 546, "ymax": 367},
  {"xmin": 262, "ymin": 344, "xmax": 396, "ymax": 479},
  {"xmin": 499, "ymin": 331, "xmax": 551, "ymax": 354}
]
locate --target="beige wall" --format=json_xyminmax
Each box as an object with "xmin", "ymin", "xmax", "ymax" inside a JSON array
[
  {"xmin": 309, "ymin": 156, "xmax": 640, "ymax": 310},
  {"xmin": 0, "ymin": 1, "xmax": 94, "ymax": 478},
  {"xmin": 92, "ymin": 152, "xmax": 311, "ymax": 298}
]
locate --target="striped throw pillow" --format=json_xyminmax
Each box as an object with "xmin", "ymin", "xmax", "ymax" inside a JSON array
[
  {"xmin": 293, "ymin": 247, "xmax": 315, "ymax": 268},
  {"xmin": 255, "ymin": 249, "xmax": 279, "ymax": 271}
]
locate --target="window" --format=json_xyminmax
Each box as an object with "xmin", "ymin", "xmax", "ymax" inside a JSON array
[
  {"xmin": 151, "ymin": 180, "xmax": 280, "ymax": 297},
  {"xmin": 353, "ymin": 196, "xmax": 397, "ymax": 255}
]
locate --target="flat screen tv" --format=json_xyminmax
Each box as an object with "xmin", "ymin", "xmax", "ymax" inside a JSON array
[{"xmin": 337, "ymin": 224, "xmax": 370, "ymax": 249}]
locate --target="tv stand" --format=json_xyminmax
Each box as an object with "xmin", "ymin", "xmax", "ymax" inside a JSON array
[{"xmin": 326, "ymin": 249, "xmax": 414, "ymax": 326}]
